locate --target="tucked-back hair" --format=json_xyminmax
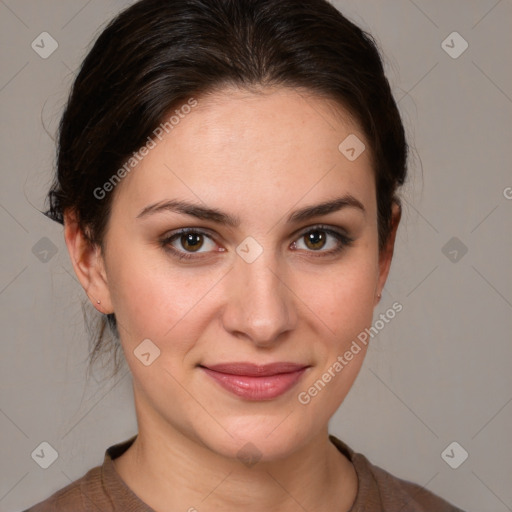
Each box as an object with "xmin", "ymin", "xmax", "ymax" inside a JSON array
[{"xmin": 45, "ymin": 0, "xmax": 408, "ymax": 378}]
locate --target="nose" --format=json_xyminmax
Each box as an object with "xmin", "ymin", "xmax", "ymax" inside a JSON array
[{"xmin": 221, "ymin": 248, "xmax": 297, "ymax": 347}]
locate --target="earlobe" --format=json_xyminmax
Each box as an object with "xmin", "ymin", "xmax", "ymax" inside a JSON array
[{"xmin": 63, "ymin": 209, "xmax": 114, "ymax": 314}]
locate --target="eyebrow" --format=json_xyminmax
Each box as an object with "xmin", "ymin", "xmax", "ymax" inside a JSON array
[{"xmin": 136, "ymin": 194, "xmax": 365, "ymax": 226}]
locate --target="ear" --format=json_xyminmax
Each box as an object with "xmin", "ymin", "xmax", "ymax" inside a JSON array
[
  {"xmin": 63, "ymin": 209, "xmax": 114, "ymax": 314},
  {"xmin": 375, "ymin": 201, "xmax": 401, "ymax": 305}
]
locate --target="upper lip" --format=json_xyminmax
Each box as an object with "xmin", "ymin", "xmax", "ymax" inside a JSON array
[{"xmin": 200, "ymin": 362, "xmax": 308, "ymax": 376}]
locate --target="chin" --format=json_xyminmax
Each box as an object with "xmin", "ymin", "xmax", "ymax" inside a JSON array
[{"xmin": 192, "ymin": 409, "xmax": 320, "ymax": 464}]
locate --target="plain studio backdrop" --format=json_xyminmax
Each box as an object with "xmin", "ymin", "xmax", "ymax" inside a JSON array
[{"xmin": 1, "ymin": 1, "xmax": 511, "ymax": 511}]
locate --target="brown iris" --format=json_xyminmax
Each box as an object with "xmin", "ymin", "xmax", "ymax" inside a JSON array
[
  {"xmin": 304, "ymin": 230, "xmax": 326, "ymax": 250},
  {"xmin": 180, "ymin": 233, "xmax": 204, "ymax": 252}
]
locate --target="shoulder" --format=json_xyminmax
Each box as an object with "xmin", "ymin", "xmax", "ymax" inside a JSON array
[
  {"xmin": 21, "ymin": 465, "xmax": 104, "ymax": 512},
  {"xmin": 360, "ymin": 456, "xmax": 465, "ymax": 511},
  {"xmin": 329, "ymin": 435, "xmax": 466, "ymax": 512},
  {"xmin": 22, "ymin": 436, "xmax": 139, "ymax": 512}
]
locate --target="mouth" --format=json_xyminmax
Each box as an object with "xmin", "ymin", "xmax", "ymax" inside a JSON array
[{"xmin": 199, "ymin": 362, "xmax": 309, "ymax": 401}]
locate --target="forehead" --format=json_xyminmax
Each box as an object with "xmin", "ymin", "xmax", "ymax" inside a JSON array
[
  {"xmin": 109, "ymin": 86, "xmax": 375, "ymax": 220},
  {"xmin": 182, "ymin": 85, "xmax": 365, "ymax": 158}
]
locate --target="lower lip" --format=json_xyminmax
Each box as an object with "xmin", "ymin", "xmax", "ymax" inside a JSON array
[{"xmin": 201, "ymin": 367, "xmax": 307, "ymax": 400}]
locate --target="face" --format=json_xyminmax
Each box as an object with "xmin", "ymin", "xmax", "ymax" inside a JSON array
[{"xmin": 68, "ymin": 86, "xmax": 397, "ymax": 461}]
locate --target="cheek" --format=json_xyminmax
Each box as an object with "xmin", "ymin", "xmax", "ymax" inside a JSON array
[
  {"xmin": 294, "ymin": 253, "xmax": 377, "ymax": 423},
  {"xmin": 106, "ymin": 245, "xmax": 226, "ymax": 348},
  {"xmin": 295, "ymin": 249, "xmax": 378, "ymax": 341}
]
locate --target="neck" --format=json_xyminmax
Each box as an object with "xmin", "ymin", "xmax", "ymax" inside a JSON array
[{"xmin": 113, "ymin": 402, "xmax": 357, "ymax": 512}]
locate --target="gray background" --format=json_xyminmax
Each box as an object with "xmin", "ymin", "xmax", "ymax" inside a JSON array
[{"xmin": 1, "ymin": 1, "xmax": 511, "ymax": 511}]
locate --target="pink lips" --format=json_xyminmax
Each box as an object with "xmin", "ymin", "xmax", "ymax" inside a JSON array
[{"xmin": 200, "ymin": 362, "xmax": 308, "ymax": 400}]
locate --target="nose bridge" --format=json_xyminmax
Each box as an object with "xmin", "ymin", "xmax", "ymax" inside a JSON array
[{"xmin": 223, "ymin": 243, "xmax": 296, "ymax": 345}]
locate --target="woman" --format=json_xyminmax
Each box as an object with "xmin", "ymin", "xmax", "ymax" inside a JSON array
[{"xmin": 25, "ymin": 0, "xmax": 465, "ymax": 510}]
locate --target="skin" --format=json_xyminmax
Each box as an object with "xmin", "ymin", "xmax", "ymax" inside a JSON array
[{"xmin": 64, "ymin": 86, "xmax": 401, "ymax": 512}]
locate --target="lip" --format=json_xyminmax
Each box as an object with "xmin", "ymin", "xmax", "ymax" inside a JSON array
[{"xmin": 200, "ymin": 362, "xmax": 309, "ymax": 400}]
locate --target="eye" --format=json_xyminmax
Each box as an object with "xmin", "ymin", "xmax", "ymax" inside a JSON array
[
  {"xmin": 160, "ymin": 228, "xmax": 220, "ymax": 260},
  {"xmin": 290, "ymin": 225, "xmax": 353, "ymax": 256},
  {"xmin": 160, "ymin": 225, "xmax": 353, "ymax": 261}
]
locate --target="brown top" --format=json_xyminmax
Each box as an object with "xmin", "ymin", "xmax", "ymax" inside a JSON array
[{"xmin": 23, "ymin": 435, "xmax": 465, "ymax": 512}]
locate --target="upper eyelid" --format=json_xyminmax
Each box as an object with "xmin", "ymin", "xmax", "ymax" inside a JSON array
[{"xmin": 164, "ymin": 224, "xmax": 349, "ymax": 247}]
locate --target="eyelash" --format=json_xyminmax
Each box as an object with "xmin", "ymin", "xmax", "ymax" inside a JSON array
[{"xmin": 160, "ymin": 225, "xmax": 354, "ymax": 261}]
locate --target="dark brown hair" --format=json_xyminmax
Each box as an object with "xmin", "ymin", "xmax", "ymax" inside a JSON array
[{"xmin": 44, "ymin": 0, "xmax": 408, "ymax": 378}]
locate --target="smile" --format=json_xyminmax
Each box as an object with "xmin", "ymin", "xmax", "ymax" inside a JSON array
[{"xmin": 200, "ymin": 362, "xmax": 309, "ymax": 401}]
